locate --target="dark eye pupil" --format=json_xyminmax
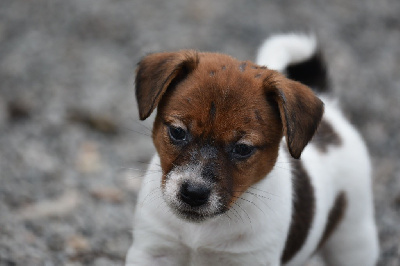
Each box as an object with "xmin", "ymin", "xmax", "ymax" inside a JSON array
[
  {"xmin": 169, "ymin": 126, "xmax": 186, "ymax": 141},
  {"xmin": 233, "ymin": 144, "xmax": 253, "ymax": 157}
]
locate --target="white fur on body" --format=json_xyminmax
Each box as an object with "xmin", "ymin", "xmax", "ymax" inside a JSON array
[{"xmin": 126, "ymin": 34, "xmax": 379, "ymax": 266}]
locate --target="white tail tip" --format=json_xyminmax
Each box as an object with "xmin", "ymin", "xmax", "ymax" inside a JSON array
[{"xmin": 256, "ymin": 33, "xmax": 317, "ymax": 72}]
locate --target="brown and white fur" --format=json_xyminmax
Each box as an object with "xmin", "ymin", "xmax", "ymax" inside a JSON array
[{"xmin": 126, "ymin": 33, "xmax": 379, "ymax": 266}]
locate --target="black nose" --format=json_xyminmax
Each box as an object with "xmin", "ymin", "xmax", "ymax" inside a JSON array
[{"xmin": 180, "ymin": 182, "xmax": 211, "ymax": 207}]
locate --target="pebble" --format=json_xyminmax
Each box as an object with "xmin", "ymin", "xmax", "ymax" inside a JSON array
[
  {"xmin": 17, "ymin": 190, "xmax": 81, "ymax": 220},
  {"xmin": 90, "ymin": 187, "xmax": 124, "ymax": 203},
  {"xmin": 68, "ymin": 109, "xmax": 119, "ymax": 135},
  {"xmin": 76, "ymin": 142, "xmax": 102, "ymax": 174},
  {"xmin": 7, "ymin": 99, "xmax": 32, "ymax": 121},
  {"xmin": 67, "ymin": 234, "xmax": 90, "ymax": 253}
]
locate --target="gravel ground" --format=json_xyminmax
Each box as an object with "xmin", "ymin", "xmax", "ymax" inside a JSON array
[{"xmin": 0, "ymin": 0, "xmax": 399, "ymax": 265}]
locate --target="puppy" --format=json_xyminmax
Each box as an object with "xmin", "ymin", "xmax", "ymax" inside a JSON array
[{"xmin": 126, "ymin": 33, "xmax": 379, "ymax": 266}]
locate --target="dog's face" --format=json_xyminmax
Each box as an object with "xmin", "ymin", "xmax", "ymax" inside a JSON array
[{"xmin": 135, "ymin": 51, "xmax": 323, "ymax": 222}]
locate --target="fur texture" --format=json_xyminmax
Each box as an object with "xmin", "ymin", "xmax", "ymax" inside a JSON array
[{"xmin": 126, "ymin": 33, "xmax": 379, "ymax": 266}]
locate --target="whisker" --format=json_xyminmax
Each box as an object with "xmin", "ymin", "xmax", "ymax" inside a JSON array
[
  {"xmin": 135, "ymin": 160, "xmax": 161, "ymax": 167},
  {"xmin": 148, "ymin": 194, "xmax": 164, "ymax": 206},
  {"xmin": 235, "ymin": 185, "xmax": 280, "ymax": 198},
  {"xmin": 230, "ymin": 205, "xmax": 244, "ymax": 224},
  {"xmin": 140, "ymin": 187, "xmax": 161, "ymax": 207},
  {"xmin": 233, "ymin": 202, "xmax": 252, "ymax": 230},
  {"xmin": 232, "ymin": 195, "xmax": 265, "ymax": 216},
  {"xmin": 154, "ymin": 195, "xmax": 168, "ymax": 210},
  {"xmin": 224, "ymin": 212, "xmax": 233, "ymax": 226},
  {"xmin": 230, "ymin": 189, "xmax": 280, "ymax": 216},
  {"xmin": 130, "ymin": 118, "xmax": 153, "ymax": 133},
  {"xmin": 248, "ymin": 187, "xmax": 280, "ymax": 198},
  {"xmin": 245, "ymin": 192, "xmax": 277, "ymax": 215},
  {"xmin": 231, "ymin": 190, "xmax": 272, "ymax": 201},
  {"xmin": 122, "ymin": 126, "xmax": 152, "ymax": 137}
]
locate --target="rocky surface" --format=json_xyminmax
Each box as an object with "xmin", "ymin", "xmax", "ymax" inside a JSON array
[{"xmin": 0, "ymin": 0, "xmax": 399, "ymax": 265}]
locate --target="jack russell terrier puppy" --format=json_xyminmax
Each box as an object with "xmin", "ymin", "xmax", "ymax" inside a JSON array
[{"xmin": 126, "ymin": 33, "xmax": 379, "ymax": 266}]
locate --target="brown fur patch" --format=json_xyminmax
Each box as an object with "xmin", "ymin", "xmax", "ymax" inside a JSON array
[
  {"xmin": 281, "ymin": 159, "xmax": 315, "ymax": 263},
  {"xmin": 316, "ymin": 191, "xmax": 347, "ymax": 250},
  {"xmin": 312, "ymin": 119, "xmax": 342, "ymax": 152}
]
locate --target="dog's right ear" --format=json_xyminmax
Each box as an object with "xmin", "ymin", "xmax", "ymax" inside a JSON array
[
  {"xmin": 135, "ymin": 50, "xmax": 199, "ymax": 120},
  {"xmin": 263, "ymin": 71, "xmax": 324, "ymax": 159}
]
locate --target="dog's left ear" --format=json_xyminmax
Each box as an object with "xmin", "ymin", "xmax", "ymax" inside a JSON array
[
  {"xmin": 135, "ymin": 50, "xmax": 199, "ymax": 120},
  {"xmin": 264, "ymin": 72, "xmax": 324, "ymax": 159}
]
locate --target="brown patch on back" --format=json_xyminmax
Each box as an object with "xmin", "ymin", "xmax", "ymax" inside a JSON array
[
  {"xmin": 312, "ymin": 119, "xmax": 342, "ymax": 152},
  {"xmin": 316, "ymin": 191, "xmax": 348, "ymax": 251},
  {"xmin": 281, "ymin": 159, "xmax": 315, "ymax": 264}
]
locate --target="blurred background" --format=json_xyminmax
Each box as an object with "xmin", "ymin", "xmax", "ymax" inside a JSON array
[{"xmin": 0, "ymin": 0, "xmax": 399, "ymax": 265}]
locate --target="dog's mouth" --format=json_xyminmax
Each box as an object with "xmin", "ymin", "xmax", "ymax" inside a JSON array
[
  {"xmin": 173, "ymin": 207, "xmax": 216, "ymax": 222},
  {"xmin": 165, "ymin": 197, "xmax": 228, "ymax": 222}
]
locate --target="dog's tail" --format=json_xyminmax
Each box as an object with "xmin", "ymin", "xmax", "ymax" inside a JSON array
[{"xmin": 256, "ymin": 33, "xmax": 329, "ymax": 93}]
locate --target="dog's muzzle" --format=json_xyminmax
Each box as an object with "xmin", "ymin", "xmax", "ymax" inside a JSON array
[{"xmin": 163, "ymin": 166, "xmax": 225, "ymax": 222}]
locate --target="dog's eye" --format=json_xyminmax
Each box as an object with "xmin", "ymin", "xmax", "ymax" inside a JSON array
[
  {"xmin": 168, "ymin": 126, "xmax": 187, "ymax": 142},
  {"xmin": 232, "ymin": 143, "xmax": 255, "ymax": 159}
]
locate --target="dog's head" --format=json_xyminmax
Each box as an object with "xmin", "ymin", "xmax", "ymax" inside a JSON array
[{"xmin": 135, "ymin": 50, "xmax": 323, "ymax": 222}]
